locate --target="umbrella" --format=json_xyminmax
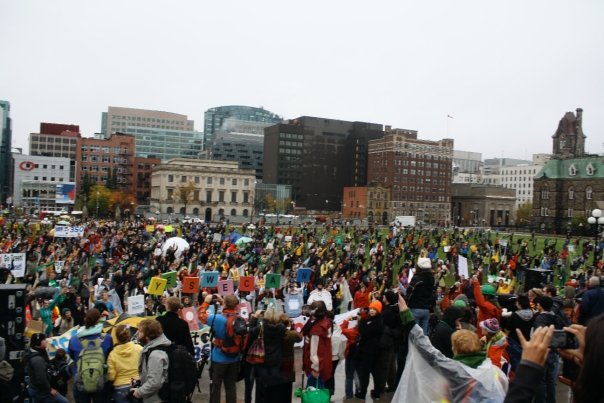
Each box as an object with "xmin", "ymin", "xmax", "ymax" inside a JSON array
[
  {"xmin": 60, "ymin": 215, "xmax": 70, "ymax": 219},
  {"xmin": 102, "ymin": 313, "xmax": 149, "ymax": 344},
  {"xmin": 162, "ymin": 236, "xmax": 190, "ymax": 258},
  {"xmin": 57, "ymin": 220, "xmax": 70, "ymax": 225},
  {"xmin": 235, "ymin": 236, "xmax": 253, "ymax": 246}
]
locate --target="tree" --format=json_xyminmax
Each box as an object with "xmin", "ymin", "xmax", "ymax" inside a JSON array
[
  {"xmin": 106, "ymin": 168, "xmax": 119, "ymax": 190},
  {"xmin": 264, "ymin": 194, "xmax": 277, "ymax": 213},
  {"xmin": 275, "ymin": 197, "xmax": 293, "ymax": 214},
  {"xmin": 87, "ymin": 185, "xmax": 112, "ymax": 218},
  {"xmin": 515, "ymin": 203, "xmax": 533, "ymax": 226},
  {"xmin": 110, "ymin": 191, "xmax": 137, "ymax": 215},
  {"xmin": 175, "ymin": 181, "xmax": 197, "ymax": 217}
]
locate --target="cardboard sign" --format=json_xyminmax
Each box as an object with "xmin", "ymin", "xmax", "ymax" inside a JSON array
[
  {"xmin": 217, "ymin": 279, "xmax": 234, "ymax": 296},
  {"xmin": 148, "ymin": 277, "xmax": 167, "ymax": 295},
  {"xmin": 239, "ymin": 276, "xmax": 255, "ymax": 292},
  {"xmin": 265, "ymin": 273, "xmax": 281, "ymax": 289},
  {"xmin": 162, "ymin": 271, "xmax": 177, "ymax": 288},
  {"xmin": 237, "ymin": 302, "xmax": 251, "ymax": 320},
  {"xmin": 0, "ymin": 253, "xmax": 26, "ymax": 278},
  {"xmin": 458, "ymin": 256, "xmax": 469, "ymax": 279},
  {"xmin": 180, "ymin": 307, "xmax": 199, "ymax": 330},
  {"xmin": 182, "ymin": 277, "xmax": 200, "ymax": 294},
  {"xmin": 127, "ymin": 294, "xmax": 145, "ymax": 315},
  {"xmin": 568, "ymin": 245, "xmax": 575, "ymax": 253},
  {"xmin": 201, "ymin": 271, "xmax": 219, "ymax": 288}
]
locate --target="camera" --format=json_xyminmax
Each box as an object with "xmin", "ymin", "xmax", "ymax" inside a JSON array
[{"xmin": 549, "ymin": 330, "xmax": 579, "ymax": 349}]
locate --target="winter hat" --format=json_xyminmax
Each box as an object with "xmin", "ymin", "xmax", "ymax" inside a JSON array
[
  {"xmin": 453, "ymin": 299, "xmax": 468, "ymax": 309},
  {"xmin": 61, "ymin": 308, "xmax": 71, "ymax": 315},
  {"xmin": 480, "ymin": 284, "xmax": 496, "ymax": 296},
  {"xmin": 30, "ymin": 333, "xmax": 46, "ymax": 348},
  {"xmin": 384, "ymin": 290, "xmax": 398, "ymax": 305},
  {"xmin": 480, "ymin": 318, "xmax": 500, "ymax": 334},
  {"xmin": 537, "ymin": 296, "xmax": 553, "ymax": 311},
  {"xmin": 417, "ymin": 257, "xmax": 432, "ymax": 270},
  {"xmin": 369, "ymin": 300, "xmax": 382, "ymax": 313}
]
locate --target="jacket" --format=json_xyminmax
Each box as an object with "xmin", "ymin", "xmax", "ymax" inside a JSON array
[
  {"xmin": 197, "ymin": 303, "xmax": 241, "ymax": 364},
  {"xmin": 67, "ymin": 323, "xmax": 113, "ymax": 377},
  {"xmin": 407, "ymin": 269, "xmax": 436, "ymax": 310},
  {"xmin": 356, "ymin": 313, "xmax": 384, "ymax": 356},
  {"xmin": 431, "ymin": 307, "xmax": 463, "ymax": 358},
  {"xmin": 502, "ymin": 309, "xmax": 533, "ymax": 344},
  {"xmin": 249, "ymin": 319, "xmax": 285, "ymax": 367},
  {"xmin": 23, "ymin": 347, "xmax": 51, "ymax": 393},
  {"xmin": 138, "ymin": 334, "xmax": 171, "ymax": 403},
  {"xmin": 307, "ymin": 289, "xmax": 333, "ymax": 311},
  {"xmin": 473, "ymin": 281, "xmax": 502, "ymax": 338},
  {"xmin": 107, "ymin": 341, "xmax": 143, "ymax": 387},
  {"xmin": 156, "ymin": 311, "xmax": 195, "ymax": 356},
  {"xmin": 578, "ymin": 287, "xmax": 604, "ymax": 325},
  {"xmin": 302, "ymin": 317, "xmax": 333, "ymax": 381}
]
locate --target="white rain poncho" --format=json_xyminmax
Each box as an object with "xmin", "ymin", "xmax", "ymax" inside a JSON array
[{"xmin": 393, "ymin": 324, "xmax": 508, "ymax": 403}]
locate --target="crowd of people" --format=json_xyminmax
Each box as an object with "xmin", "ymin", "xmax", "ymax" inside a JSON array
[{"xmin": 0, "ymin": 215, "xmax": 603, "ymax": 402}]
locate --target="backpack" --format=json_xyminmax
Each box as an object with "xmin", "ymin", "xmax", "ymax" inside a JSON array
[
  {"xmin": 75, "ymin": 334, "xmax": 107, "ymax": 393},
  {"xmin": 213, "ymin": 313, "xmax": 248, "ymax": 357},
  {"xmin": 145, "ymin": 343, "xmax": 198, "ymax": 403}
]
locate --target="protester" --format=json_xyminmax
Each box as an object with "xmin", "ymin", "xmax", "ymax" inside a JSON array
[
  {"xmin": 354, "ymin": 299, "xmax": 386, "ymax": 400},
  {"xmin": 107, "ymin": 324, "xmax": 143, "ymax": 403},
  {"xmin": 302, "ymin": 300, "xmax": 333, "ymax": 388},
  {"xmin": 53, "ymin": 308, "xmax": 74, "ymax": 336},
  {"xmin": 24, "ymin": 333, "xmax": 69, "ymax": 403},
  {"xmin": 406, "ymin": 256, "xmax": 436, "ymax": 335},
  {"xmin": 430, "ymin": 306, "xmax": 463, "ymax": 358},
  {"xmin": 578, "ymin": 276, "xmax": 604, "ymax": 325},
  {"xmin": 156, "ymin": 296, "xmax": 195, "ymax": 355},
  {"xmin": 533, "ymin": 296, "xmax": 563, "ymax": 403},
  {"xmin": 501, "ymin": 294, "xmax": 534, "ymax": 370},
  {"xmin": 131, "ymin": 319, "xmax": 171, "ymax": 403},
  {"xmin": 479, "ymin": 318, "xmax": 509, "ymax": 371}
]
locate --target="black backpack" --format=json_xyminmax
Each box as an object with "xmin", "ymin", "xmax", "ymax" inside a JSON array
[{"xmin": 145, "ymin": 343, "xmax": 199, "ymax": 403}]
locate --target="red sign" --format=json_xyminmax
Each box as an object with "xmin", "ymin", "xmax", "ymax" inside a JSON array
[{"xmin": 19, "ymin": 161, "xmax": 35, "ymax": 171}]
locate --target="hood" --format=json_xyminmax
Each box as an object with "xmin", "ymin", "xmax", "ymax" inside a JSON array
[
  {"xmin": 111, "ymin": 341, "xmax": 140, "ymax": 358},
  {"xmin": 515, "ymin": 309, "xmax": 534, "ymax": 321},
  {"xmin": 453, "ymin": 294, "xmax": 470, "ymax": 306},
  {"xmin": 76, "ymin": 323, "xmax": 103, "ymax": 338},
  {"xmin": 142, "ymin": 334, "xmax": 171, "ymax": 351},
  {"xmin": 454, "ymin": 351, "xmax": 487, "ymax": 369},
  {"xmin": 23, "ymin": 347, "xmax": 47, "ymax": 364}
]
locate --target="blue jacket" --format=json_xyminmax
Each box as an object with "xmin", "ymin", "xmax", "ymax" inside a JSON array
[
  {"xmin": 579, "ymin": 287, "xmax": 604, "ymax": 325},
  {"xmin": 199, "ymin": 304, "xmax": 241, "ymax": 364},
  {"xmin": 67, "ymin": 323, "xmax": 113, "ymax": 376}
]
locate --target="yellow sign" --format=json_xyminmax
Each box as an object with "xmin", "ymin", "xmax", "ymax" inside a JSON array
[
  {"xmin": 146, "ymin": 225, "xmax": 155, "ymax": 232},
  {"xmin": 148, "ymin": 277, "xmax": 167, "ymax": 295},
  {"xmin": 165, "ymin": 225, "xmax": 174, "ymax": 233}
]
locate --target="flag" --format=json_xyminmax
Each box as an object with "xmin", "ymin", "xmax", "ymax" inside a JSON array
[{"xmin": 447, "ymin": 114, "xmax": 454, "ymax": 119}]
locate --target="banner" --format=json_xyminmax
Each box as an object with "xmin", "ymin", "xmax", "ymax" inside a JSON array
[
  {"xmin": 55, "ymin": 182, "xmax": 76, "ymax": 204},
  {"xmin": 0, "ymin": 253, "xmax": 26, "ymax": 278},
  {"xmin": 47, "ymin": 326, "xmax": 80, "ymax": 359},
  {"xmin": 54, "ymin": 226, "xmax": 84, "ymax": 238},
  {"xmin": 180, "ymin": 307, "xmax": 199, "ymax": 330},
  {"xmin": 190, "ymin": 327, "xmax": 211, "ymax": 361}
]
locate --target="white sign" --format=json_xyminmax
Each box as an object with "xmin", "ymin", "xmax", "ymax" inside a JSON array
[
  {"xmin": 458, "ymin": 256, "xmax": 469, "ymax": 279},
  {"xmin": 213, "ymin": 233, "xmax": 221, "ymax": 243},
  {"xmin": 54, "ymin": 261, "xmax": 65, "ymax": 273},
  {"xmin": 0, "ymin": 253, "xmax": 26, "ymax": 278},
  {"xmin": 127, "ymin": 295, "xmax": 145, "ymax": 315},
  {"xmin": 500, "ymin": 240, "xmax": 508, "ymax": 247},
  {"xmin": 568, "ymin": 245, "xmax": 575, "ymax": 253},
  {"xmin": 54, "ymin": 226, "xmax": 84, "ymax": 238}
]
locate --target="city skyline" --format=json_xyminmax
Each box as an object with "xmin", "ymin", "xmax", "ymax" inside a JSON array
[{"xmin": 1, "ymin": 1, "xmax": 603, "ymax": 160}]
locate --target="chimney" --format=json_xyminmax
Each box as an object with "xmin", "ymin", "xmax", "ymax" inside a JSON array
[{"xmin": 576, "ymin": 108, "xmax": 583, "ymax": 121}]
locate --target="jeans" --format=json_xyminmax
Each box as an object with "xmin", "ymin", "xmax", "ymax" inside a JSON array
[
  {"xmin": 113, "ymin": 385, "xmax": 137, "ymax": 403},
  {"xmin": 344, "ymin": 357, "xmax": 359, "ymax": 398},
  {"xmin": 411, "ymin": 308, "xmax": 431, "ymax": 335},
  {"xmin": 210, "ymin": 361, "xmax": 238, "ymax": 403},
  {"xmin": 73, "ymin": 383, "xmax": 110, "ymax": 403},
  {"xmin": 535, "ymin": 352, "xmax": 560, "ymax": 403},
  {"xmin": 28, "ymin": 386, "xmax": 69, "ymax": 403}
]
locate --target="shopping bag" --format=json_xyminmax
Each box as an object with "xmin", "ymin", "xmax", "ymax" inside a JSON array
[
  {"xmin": 294, "ymin": 375, "xmax": 330, "ymax": 403},
  {"xmin": 245, "ymin": 323, "xmax": 265, "ymax": 364}
]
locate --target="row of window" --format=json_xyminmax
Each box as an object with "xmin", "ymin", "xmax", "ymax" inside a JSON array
[
  {"xmin": 81, "ymin": 155, "xmax": 127, "ymax": 164},
  {"xmin": 31, "ymin": 136, "xmax": 76, "ymax": 144},
  {"xmin": 541, "ymin": 186, "xmax": 594, "ymax": 200},
  {"xmin": 111, "ymin": 115, "xmax": 186, "ymax": 125},
  {"xmin": 167, "ymin": 175, "xmax": 251, "ymax": 187},
  {"xmin": 26, "ymin": 177, "xmax": 65, "ymax": 182},
  {"xmin": 165, "ymin": 207, "xmax": 250, "ymax": 217},
  {"xmin": 166, "ymin": 188, "xmax": 250, "ymax": 204},
  {"xmin": 81, "ymin": 145, "xmax": 129, "ymax": 153},
  {"xmin": 82, "ymin": 166, "xmax": 126, "ymax": 173}
]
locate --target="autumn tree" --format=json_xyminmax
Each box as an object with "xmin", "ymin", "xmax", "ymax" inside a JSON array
[
  {"xmin": 175, "ymin": 181, "xmax": 197, "ymax": 217},
  {"xmin": 515, "ymin": 203, "xmax": 533, "ymax": 226},
  {"xmin": 87, "ymin": 185, "xmax": 112, "ymax": 217}
]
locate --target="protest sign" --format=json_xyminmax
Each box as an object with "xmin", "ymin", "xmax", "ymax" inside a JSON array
[
  {"xmin": 180, "ymin": 307, "xmax": 199, "ymax": 330},
  {"xmin": 291, "ymin": 315, "xmax": 308, "ymax": 348},
  {"xmin": 0, "ymin": 253, "xmax": 26, "ymax": 278},
  {"xmin": 47, "ymin": 326, "xmax": 80, "ymax": 359},
  {"xmin": 213, "ymin": 233, "xmax": 222, "ymax": 243},
  {"xmin": 458, "ymin": 256, "xmax": 469, "ymax": 279},
  {"xmin": 265, "ymin": 273, "xmax": 281, "ymax": 289},
  {"xmin": 145, "ymin": 224, "xmax": 155, "ymax": 232},
  {"xmin": 190, "ymin": 327, "xmax": 211, "ymax": 361},
  {"xmin": 201, "ymin": 271, "xmax": 219, "ymax": 288},
  {"xmin": 296, "ymin": 268, "xmax": 312, "ymax": 283},
  {"xmin": 217, "ymin": 279, "xmax": 234, "ymax": 296},
  {"xmin": 54, "ymin": 226, "xmax": 84, "ymax": 238},
  {"xmin": 148, "ymin": 277, "xmax": 167, "ymax": 295},
  {"xmin": 127, "ymin": 295, "xmax": 145, "ymax": 315},
  {"xmin": 164, "ymin": 225, "xmax": 174, "ymax": 232},
  {"xmin": 162, "ymin": 271, "xmax": 177, "ymax": 288},
  {"xmin": 182, "ymin": 277, "xmax": 200, "ymax": 294},
  {"xmin": 239, "ymin": 276, "xmax": 255, "ymax": 292},
  {"xmin": 54, "ymin": 261, "xmax": 65, "ymax": 273}
]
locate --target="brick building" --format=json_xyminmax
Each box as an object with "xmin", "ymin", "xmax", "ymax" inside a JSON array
[
  {"xmin": 368, "ymin": 127, "xmax": 454, "ymax": 225},
  {"xmin": 532, "ymin": 108, "xmax": 604, "ymax": 233}
]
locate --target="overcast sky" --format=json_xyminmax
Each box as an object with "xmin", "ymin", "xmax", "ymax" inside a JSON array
[{"xmin": 1, "ymin": 0, "xmax": 603, "ymax": 160}]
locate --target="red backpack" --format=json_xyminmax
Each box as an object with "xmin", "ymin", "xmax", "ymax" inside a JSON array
[{"xmin": 213, "ymin": 313, "xmax": 248, "ymax": 356}]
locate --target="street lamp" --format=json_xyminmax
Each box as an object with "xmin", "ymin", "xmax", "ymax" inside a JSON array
[{"xmin": 587, "ymin": 208, "xmax": 604, "ymax": 265}]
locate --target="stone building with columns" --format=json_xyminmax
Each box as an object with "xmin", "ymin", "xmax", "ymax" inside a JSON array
[{"xmin": 451, "ymin": 184, "xmax": 516, "ymax": 227}]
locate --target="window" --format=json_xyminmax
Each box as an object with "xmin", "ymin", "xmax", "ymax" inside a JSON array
[
  {"xmin": 567, "ymin": 208, "xmax": 574, "ymax": 218},
  {"xmin": 569, "ymin": 164, "xmax": 577, "ymax": 176},
  {"xmin": 207, "ymin": 177, "xmax": 212, "ymax": 185},
  {"xmin": 167, "ymin": 188, "xmax": 173, "ymax": 199},
  {"xmin": 218, "ymin": 191, "xmax": 225, "ymax": 202},
  {"xmin": 181, "ymin": 175, "xmax": 187, "ymax": 183},
  {"xmin": 586, "ymin": 187, "xmax": 593, "ymax": 200},
  {"xmin": 232, "ymin": 178, "xmax": 237, "ymax": 186},
  {"xmin": 243, "ymin": 209, "xmax": 249, "ymax": 217},
  {"xmin": 230, "ymin": 209, "xmax": 236, "ymax": 216},
  {"xmin": 193, "ymin": 190, "xmax": 199, "ymax": 201},
  {"xmin": 195, "ymin": 176, "xmax": 200, "ymax": 184},
  {"xmin": 243, "ymin": 192, "xmax": 249, "ymax": 203},
  {"xmin": 220, "ymin": 177, "xmax": 225, "ymax": 185},
  {"xmin": 244, "ymin": 179, "xmax": 249, "ymax": 186},
  {"xmin": 206, "ymin": 191, "xmax": 212, "ymax": 203},
  {"xmin": 168, "ymin": 175, "xmax": 174, "ymax": 183},
  {"xmin": 231, "ymin": 191, "xmax": 237, "ymax": 203},
  {"xmin": 541, "ymin": 187, "xmax": 549, "ymax": 200},
  {"xmin": 586, "ymin": 163, "xmax": 595, "ymax": 176},
  {"xmin": 568, "ymin": 187, "xmax": 575, "ymax": 200}
]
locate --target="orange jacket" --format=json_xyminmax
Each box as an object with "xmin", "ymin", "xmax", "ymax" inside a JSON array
[{"xmin": 473, "ymin": 280, "xmax": 502, "ymax": 338}]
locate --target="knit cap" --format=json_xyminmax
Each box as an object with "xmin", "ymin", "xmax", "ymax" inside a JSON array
[
  {"xmin": 369, "ymin": 300, "xmax": 382, "ymax": 313},
  {"xmin": 479, "ymin": 318, "xmax": 500, "ymax": 334}
]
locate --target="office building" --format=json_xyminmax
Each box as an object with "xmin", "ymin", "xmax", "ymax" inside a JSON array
[
  {"xmin": 12, "ymin": 153, "xmax": 72, "ymax": 213},
  {"xmin": 209, "ymin": 132, "xmax": 264, "ymax": 179},
  {"xmin": 500, "ymin": 154, "xmax": 551, "ymax": 209},
  {"xmin": 0, "ymin": 101, "xmax": 12, "ymax": 203},
  {"xmin": 533, "ymin": 108, "xmax": 604, "ymax": 233},
  {"xmin": 453, "ymin": 150, "xmax": 482, "ymax": 174},
  {"xmin": 150, "ymin": 159, "xmax": 255, "ymax": 222},
  {"xmin": 263, "ymin": 116, "xmax": 384, "ymax": 211},
  {"xmin": 29, "ymin": 123, "xmax": 80, "ymax": 182},
  {"xmin": 203, "ymin": 105, "xmax": 282, "ymax": 149},
  {"xmin": 368, "ymin": 127, "xmax": 454, "ymax": 225}
]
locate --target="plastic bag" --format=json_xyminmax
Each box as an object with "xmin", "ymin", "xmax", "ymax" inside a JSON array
[
  {"xmin": 393, "ymin": 339, "xmax": 508, "ymax": 403},
  {"xmin": 294, "ymin": 377, "xmax": 330, "ymax": 403}
]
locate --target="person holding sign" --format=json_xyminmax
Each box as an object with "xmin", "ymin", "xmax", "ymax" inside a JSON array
[
  {"xmin": 156, "ymin": 297, "xmax": 195, "ymax": 356},
  {"xmin": 307, "ymin": 278, "xmax": 333, "ymax": 312}
]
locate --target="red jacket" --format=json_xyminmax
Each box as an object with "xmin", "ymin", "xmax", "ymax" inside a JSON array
[
  {"xmin": 340, "ymin": 320, "xmax": 359, "ymax": 358},
  {"xmin": 473, "ymin": 280, "xmax": 502, "ymax": 337},
  {"xmin": 302, "ymin": 318, "xmax": 333, "ymax": 381}
]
